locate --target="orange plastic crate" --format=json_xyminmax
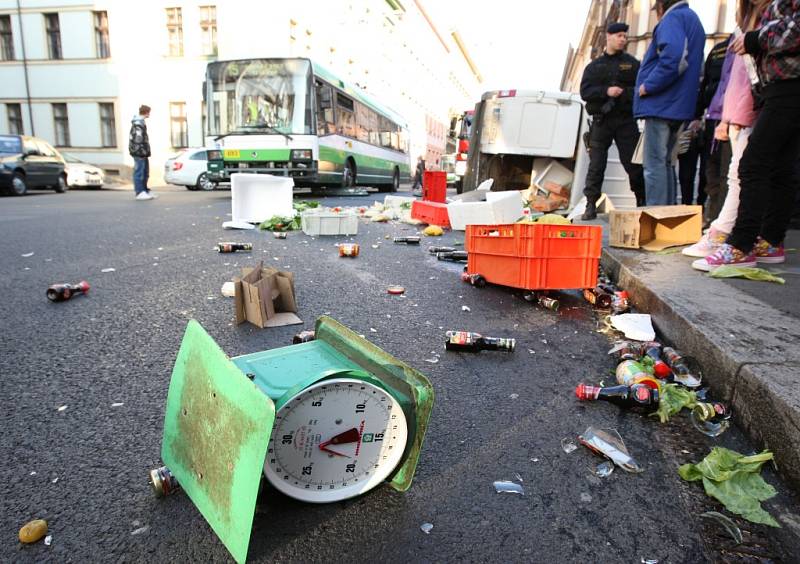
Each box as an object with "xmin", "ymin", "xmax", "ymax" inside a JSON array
[
  {"xmin": 411, "ymin": 200, "xmax": 450, "ymax": 228},
  {"xmin": 465, "ymin": 223, "xmax": 602, "ymax": 290}
]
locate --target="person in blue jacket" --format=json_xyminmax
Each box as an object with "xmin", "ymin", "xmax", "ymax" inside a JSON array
[{"xmin": 634, "ymin": 0, "xmax": 705, "ymax": 205}]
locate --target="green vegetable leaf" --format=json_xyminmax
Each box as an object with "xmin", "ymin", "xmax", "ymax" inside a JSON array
[
  {"xmin": 709, "ymin": 266, "xmax": 785, "ymax": 284},
  {"xmin": 679, "ymin": 448, "xmax": 779, "ymax": 527},
  {"xmin": 652, "ymin": 383, "xmax": 697, "ymax": 423}
]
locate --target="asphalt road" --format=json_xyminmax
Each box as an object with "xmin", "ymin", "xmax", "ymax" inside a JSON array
[{"xmin": 2, "ymin": 185, "xmax": 799, "ymax": 563}]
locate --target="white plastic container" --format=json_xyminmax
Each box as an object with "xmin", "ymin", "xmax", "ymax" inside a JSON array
[
  {"xmin": 447, "ymin": 191, "xmax": 524, "ymax": 231},
  {"xmin": 231, "ymin": 173, "xmax": 294, "ymax": 224},
  {"xmin": 301, "ymin": 209, "xmax": 359, "ymax": 236},
  {"xmin": 383, "ymin": 195, "xmax": 417, "ymax": 209}
]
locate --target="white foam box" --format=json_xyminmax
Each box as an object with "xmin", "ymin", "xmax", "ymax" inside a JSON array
[
  {"xmin": 447, "ymin": 191, "xmax": 525, "ymax": 231},
  {"xmin": 231, "ymin": 173, "xmax": 295, "ymax": 224},
  {"xmin": 301, "ymin": 209, "xmax": 359, "ymax": 236}
]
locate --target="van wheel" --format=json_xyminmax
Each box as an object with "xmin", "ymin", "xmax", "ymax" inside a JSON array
[
  {"xmin": 54, "ymin": 174, "xmax": 69, "ymax": 193},
  {"xmin": 342, "ymin": 159, "xmax": 355, "ymax": 188},
  {"xmin": 8, "ymin": 172, "xmax": 27, "ymax": 196}
]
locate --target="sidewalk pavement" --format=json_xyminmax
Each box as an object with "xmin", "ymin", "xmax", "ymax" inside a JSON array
[{"xmin": 599, "ymin": 223, "xmax": 800, "ymax": 490}]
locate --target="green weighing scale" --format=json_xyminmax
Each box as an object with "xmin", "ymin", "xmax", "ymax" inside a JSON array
[{"xmin": 159, "ymin": 316, "xmax": 434, "ymax": 563}]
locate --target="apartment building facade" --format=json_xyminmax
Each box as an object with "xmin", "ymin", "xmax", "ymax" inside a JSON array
[{"xmin": 0, "ymin": 0, "xmax": 481, "ymax": 181}]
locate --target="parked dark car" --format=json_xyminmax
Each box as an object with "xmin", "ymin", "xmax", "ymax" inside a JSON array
[{"xmin": 0, "ymin": 135, "xmax": 68, "ymax": 196}]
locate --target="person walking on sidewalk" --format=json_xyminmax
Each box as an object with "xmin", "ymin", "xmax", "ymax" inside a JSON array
[
  {"xmin": 701, "ymin": 0, "xmax": 800, "ymax": 270},
  {"xmin": 579, "ymin": 22, "xmax": 645, "ymax": 220},
  {"xmin": 129, "ymin": 104, "xmax": 155, "ymax": 201},
  {"xmin": 634, "ymin": 0, "xmax": 705, "ymax": 206},
  {"xmin": 685, "ymin": 0, "xmax": 770, "ymax": 267}
]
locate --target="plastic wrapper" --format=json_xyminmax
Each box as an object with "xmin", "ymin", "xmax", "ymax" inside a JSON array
[{"xmin": 493, "ymin": 480, "xmax": 525, "ymax": 495}]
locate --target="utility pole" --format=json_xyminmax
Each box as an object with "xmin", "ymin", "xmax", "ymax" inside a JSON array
[{"xmin": 16, "ymin": 0, "xmax": 35, "ymax": 135}]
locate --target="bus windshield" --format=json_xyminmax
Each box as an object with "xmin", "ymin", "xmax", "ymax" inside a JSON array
[{"xmin": 206, "ymin": 59, "xmax": 313, "ymax": 136}]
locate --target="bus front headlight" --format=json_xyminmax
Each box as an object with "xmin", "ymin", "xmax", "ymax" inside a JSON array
[{"xmin": 291, "ymin": 149, "xmax": 312, "ymax": 160}]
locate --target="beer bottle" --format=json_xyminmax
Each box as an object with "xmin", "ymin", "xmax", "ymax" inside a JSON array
[
  {"xmin": 575, "ymin": 383, "xmax": 660, "ymax": 412},
  {"xmin": 643, "ymin": 343, "xmax": 672, "ymax": 379},
  {"xmin": 436, "ymin": 251, "xmax": 468, "ymax": 262},
  {"xmin": 338, "ymin": 243, "xmax": 360, "ymax": 257},
  {"xmin": 428, "ymin": 246, "xmax": 456, "ymax": 254},
  {"xmin": 445, "ymin": 331, "xmax": 515, "ymax": 353},
  {"xmin": 393, "ymin": 236, "xmax": 421, "ymax": 245},
  {"xmin": 293, "ymin": 330, "xmax": 316, "ymax": 344},
  {"xmin": 582, "ymin": 287, "xmax": 613, "ymax": 308},
  {"xmin": 691, "ymin": 401, "xmax": 731, "ymax": 437},
  {"xmin": 47, "ymin": 281, "xmax": 90, "ymax": 302},
  {"xmin": 537, "ymin": 295, "xmax": 559, "ymax": 311},
  {"xmin": 218, "ymin": 242, "xmax": 253, "ymax": 253}
]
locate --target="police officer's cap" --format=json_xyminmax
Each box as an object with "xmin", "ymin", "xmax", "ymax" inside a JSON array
[{"xmin": 606, "ymin": 22, "xmax": 629, "ymax": 34}]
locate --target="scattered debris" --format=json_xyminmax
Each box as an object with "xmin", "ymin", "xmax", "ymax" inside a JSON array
[
  {"xmin": 579, "ymin": 427, "xmax": 643, "ymax": 473},
  {"xmin": 709, "ymin": 265, "xmax": 785, "ymax": 284},
  {"xmin": 423, "ymin": 357, "xmax": 439, "ymax": 364},
  {"xmin": 461, "ymin": 305, "xmax": 471, "ymax": 312},
  {"xmin": 47, "ymin": 281, "xmax": 90, "ymax": 302},
  {"xmin": 338, "ymin": 243, "xmax": 360, "ymax": 257},
  {"xmin": 273, "ymin": 232, "xmax": 288, "ymax": 239},
  {"xmin": 57, "ymin": 405, "xmax": 68, "ymax": 412},
  {"xmin": 561, "ymin": 438, "xmax": 578, "ymax": 454},
  {"xmin": 44, "ymin": 534, "xmax": 52, "ymax": 546},
  {"xmin": 420, "ymin": 522, "xmax": 434, "ymax": 534},
  {"xmin": 690, "ymin": 402, "xmax": 731, "ymax": 437},
  {"xmin": 218, "ymin": 242, "xmax": 253, "ymax": 253},
  {"xmin": 509, "ymin": 393, "xmax": 519, "ymax": 400},
  {"xmin": 221, "ymin": 281, "xmax": 236, "ymax": 297},
  {"xmin": 22, "ymin": 252, "xmax": 34, "ymax": 257},
  {"xmin": 393, "ymin": 236, "xmax": 420, "ymax": 245},
  {"xmin": 679, "ymin": 448, "xmax": 778, "ymax": 527},
  {"xmin": 493, "ymin": 480, "xmax": 525, "ymax": 495},
  {"xmin": 111, "ymin": 402, "xmax": 124, "ymax": 408},
  {"xmin": 222, "ymin": 220, "xmax": 256, "ymax": 230},
  {"xmin": 445, "ymin": 331, "xmax": 514, "ymax": 352},
  {"xmin": 423, "ymin": 225, "xmax": 444, "ymax": 236},
  {"xmin": 593, "ymin": 461, "xmax": 615, "ymax": 478},
  {"xmin": 131, "ymin": 525, "xmax": 150, "ymax": 536},
  {"xmin": 580, "ymin": 492, "xmax": 592, "ymax": 503},
  {"xmin": 609, "ymin": 314, "xmax": 656, "ymax": 342},
  {"xmin": 700, "ymin": 511, "xmax": 743, "ymax": 544},
  {"xmin": 101, "ymin": 267, "xmax": 116, "ymax": 273},
  {"xmin": 292, "ymin": 330, "xmax": 316, "ymax": 344},
  {"xmin": 18, "ymin": 519, "xmax": 48, "ymax": 543},
  {"xmin": 387, "ymin": 286, "xmax": 405, "ymax": 295}
]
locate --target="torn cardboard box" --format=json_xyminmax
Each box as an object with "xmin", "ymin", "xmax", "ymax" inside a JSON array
[
  {"xmin": 234, "ymin": 262, "xmax": 302, "ymax": 328},
  {"xmin": 609, "ymin": 205, "xmax": 702, "ymax": 251}
]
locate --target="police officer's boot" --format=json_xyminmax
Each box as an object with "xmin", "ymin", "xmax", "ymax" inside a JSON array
[{"xmin": 581, "ymin": 197, "xmax": 598, "ymax": 221}]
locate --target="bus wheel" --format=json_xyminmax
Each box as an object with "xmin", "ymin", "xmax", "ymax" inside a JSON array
[
  {"xmin": 391, "ymin": 168, "xmax": 400, "ymax": 192},
  {"xmin": 342, "ymin": 159, "xmax": 356, "ymax": 188}
]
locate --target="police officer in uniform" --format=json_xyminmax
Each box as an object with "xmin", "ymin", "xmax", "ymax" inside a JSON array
[{"xmin": 580, "ymin": 22, "xmax": 645, "ymax": 220}]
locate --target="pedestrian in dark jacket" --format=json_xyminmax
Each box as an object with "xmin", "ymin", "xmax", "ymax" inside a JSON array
[
  {"xmin": 702, "ymin": 0, "xmax": 800, "ymax": 269},
  {"xmin": 634, "ymin": 0, "xmax": 705, "ymax": 206},
  {"xmin": 412, "ymin": 156, "xmax": 425, "ymax": 193},
  {"xmin": 579, "ymin": 22, "xmax": 645, "ymax": 220},
  {"xmin": 129, "ymin": 104, "xmax": 154, "ymax": 201}
]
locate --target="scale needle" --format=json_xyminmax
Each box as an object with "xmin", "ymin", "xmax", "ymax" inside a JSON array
[{"xmin": 319, "ymin": 427, "xmax": 360, "ymax": 458}]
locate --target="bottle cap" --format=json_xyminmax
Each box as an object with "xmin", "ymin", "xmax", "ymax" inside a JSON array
[{"xmin": 387, "ymin": 285, "xmax": 405, "ymax": 295}]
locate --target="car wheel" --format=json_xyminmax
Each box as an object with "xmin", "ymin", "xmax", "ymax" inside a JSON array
[
  {"xmin": 7, "ymin": 172, "xmax": 28, "ymax": 196},
  {"xmin": 54, "ymin": 174, "xmax": 69, "ymax": 193},
  {"xmin": 342, "ymin": 159, "xmax": 355, "ymax": 188},
  {"xmin": 196, "ymin": 172, "xmax": 215, "ymax": 191}
]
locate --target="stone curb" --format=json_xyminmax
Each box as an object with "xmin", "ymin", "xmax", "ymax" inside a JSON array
[{"xmin": 601, "ymin": 245, "xmax": 800, "ymax": 491}]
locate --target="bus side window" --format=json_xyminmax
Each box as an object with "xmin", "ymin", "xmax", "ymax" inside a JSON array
[
  {"xmin": 335, "ymin": 93, "xmax": 355, "ymax": 138},
  {"xmin": 316, "ymin": 83, "xmax": 335, "ymax": 135}
]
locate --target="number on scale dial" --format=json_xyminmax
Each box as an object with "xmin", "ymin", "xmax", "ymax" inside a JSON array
[{"xmin": 263, "ymin": 378, "xmax": 408, "ymax": 503}]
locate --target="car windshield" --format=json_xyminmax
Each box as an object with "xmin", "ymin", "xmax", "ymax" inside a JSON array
[
  {"xmin": 61, "ymin": 153, "xmax": 84, "ymax": 164},
  {"xmin": 0, "ymin": 135, "xmax": 22, "ymax": 154},
  {"xmin": 205, "ymin": 59, "xmax": 313, "ymax": 136}
]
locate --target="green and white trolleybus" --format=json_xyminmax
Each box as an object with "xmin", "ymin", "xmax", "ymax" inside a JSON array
[{"xmin": 204, "ymin": 58, "xmax": 411, "ymax": 191}]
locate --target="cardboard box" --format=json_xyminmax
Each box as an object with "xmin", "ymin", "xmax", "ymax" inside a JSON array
[
  {"xmin": 609, "ymin": 205, "xmax": 702, "ymax": 251},
  {"xmin": 543, "ymin": 181, "xmax": 570, "ymax": 198},
  {"xmin": 234, "ymin": 262, "xmax": 302, "ymax": 328}
]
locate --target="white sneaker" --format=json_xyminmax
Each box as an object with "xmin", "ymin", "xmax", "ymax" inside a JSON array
[
  {"xmin": 147, "ymin": 191, "xmax": 158, "ymax": 199},
  {"xmin": 136, "ymin": 192, "xmax": 154, "ymax": 201},
  {"xmin": 682, "ymin": 227, "xmax": 726, "ymax": 258}
]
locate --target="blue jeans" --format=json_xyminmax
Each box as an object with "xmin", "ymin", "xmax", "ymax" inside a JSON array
[
  {"xmin": 133, "ymin": 157, "xmax": 149, "ymax": 194},
  {"xmin": 643, "ymin": 118, "xmax": 680, "ymax": 205}
]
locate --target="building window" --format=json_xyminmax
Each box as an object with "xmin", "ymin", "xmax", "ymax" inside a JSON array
[
  {"xmin": 199, "ymin": 5, "xmax": 217, "ymax": 56},
  {"xmin": 52, "ymin": 103, "xmax": 70, "ymax": 146},
  {"xmin": 0, "ymin": 15, "xmax": 14, "ymax": 60},
  {"xmin": 44, "ymin": 13, "xmax": 62, "ymax": 60},
  {"xmin": 170, "ymin": 102, "xmax": 188, "ymax": 148},
  {"xmin": 7, "ymin": 103, "xmax": 23, "ymax": 134},
  {"xmin": 166, "ymin": 8, "xmax": 183, "ymax": 57},
  {"xmin": 99, "ymin": 103, "xmax": 116, "ymax": 147},
  {"xmin": 94, "ymin": 11, "xmax": 110, "ymax": 58}
]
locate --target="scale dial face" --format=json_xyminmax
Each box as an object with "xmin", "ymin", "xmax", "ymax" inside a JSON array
[{"xmin": 264, "ymin": 378, "xmax": 408, "ymax": 503}]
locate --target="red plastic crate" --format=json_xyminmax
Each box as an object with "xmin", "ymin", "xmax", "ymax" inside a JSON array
[
  {"xmin": 411, "ymin": 200, "xmax": 450, "ymax": 228},
  {"xmin": 465, "ymin": 223, "xmax": 602, "ymax": 290},
  {"xmin": 422, "ymin": 171, "xmax": 447, "ymax": 203}
]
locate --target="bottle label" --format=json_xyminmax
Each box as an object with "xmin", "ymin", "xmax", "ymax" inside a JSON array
[{"xmin": 448, "ymin": 332, "xmax": 473, "ymax": 346}]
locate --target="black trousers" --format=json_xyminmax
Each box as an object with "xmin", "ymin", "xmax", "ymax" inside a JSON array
[
  {"xmin": 729, "ymin": 97, "xmax": 800, "ymax": 251},
  {"xmin": 678, "ymin": 132, "xmax": 706, "ymax": 205},
  {"xmin": 703, "ymin": 119, "xmax": 732, "ymax": 226},
  {"xmin": 583, "ymin": 113, "xmax": 645, "ymax": 204}
]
